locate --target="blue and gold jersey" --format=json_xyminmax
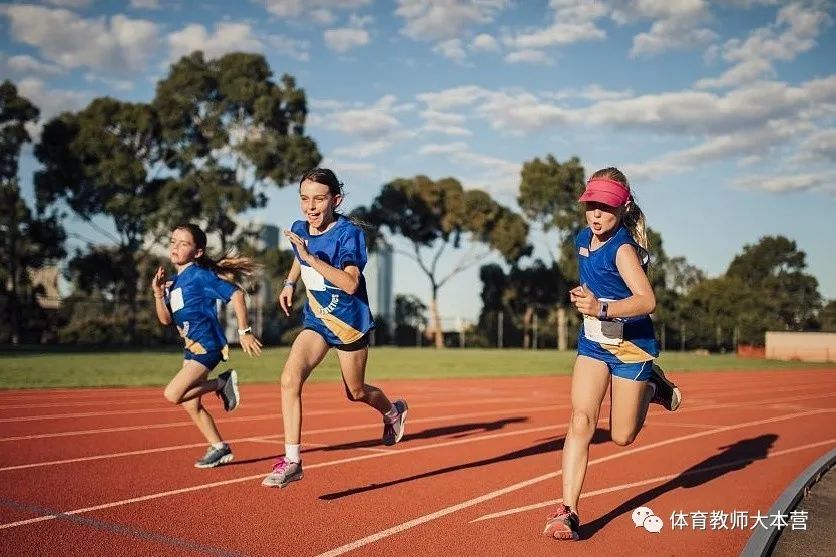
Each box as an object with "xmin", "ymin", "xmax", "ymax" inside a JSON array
[
  {"xmin": 164, "ymin": 263, "xmax": 238, "ymax": 357},
  {"xmin": 576, "ymin": 225, "xmax": 659, "ymax": 363},
  {"xmin": 291, "ymin": 216, "xmax": 375, "ymax": 345}
]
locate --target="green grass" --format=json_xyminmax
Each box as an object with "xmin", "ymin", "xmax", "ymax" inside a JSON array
[{"xmin": 0, "ymin": 346, "xmax": 832, "ymax": 389}]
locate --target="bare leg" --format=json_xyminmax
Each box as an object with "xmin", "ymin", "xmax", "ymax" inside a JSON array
[
  {"xmin": 609, "ymin": 369, "xmax": 654, "ymax": 447},
  {"xmin": 163, "ymin": 359, "xmax": 220, "ymax": 404},
  {"xmin": 337, "ymin": 346, "xmax": 392, "ymax": 414},
  {"xmin": 561, "ymin": 355, "xmax": 610, "ymax": 513},
  {"xmin": 163, "ymin": 360, "xmax": 224, "ymax": 444},
  {"xmin": 281, "ymin": 330, "xmax": 330, "ymax": 445}
]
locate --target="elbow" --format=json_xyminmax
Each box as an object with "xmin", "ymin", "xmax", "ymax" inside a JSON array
[
  {"xmin": 344, "ymin": 279, "xmax": 361, "ymax": 296},
  {"xmin": 645, "ymin": 294, "xmax": 657, "ymax": 315}
]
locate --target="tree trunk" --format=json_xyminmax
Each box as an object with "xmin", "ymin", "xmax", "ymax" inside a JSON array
[
  {"xmin": 557, "ymin": 306, "xmax": 568, "ymax": 351},
  {"xmin": 522, "ymin": 305, "xmax": 533, "ymax": 349},
  {"xmin": 430, "ymin": 288, "xmax": 443, "ymax": 348}
]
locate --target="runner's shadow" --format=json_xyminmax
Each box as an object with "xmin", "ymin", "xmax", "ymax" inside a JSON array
[
  {"xmin": 581, "ymin": 434, "xmax": 778, "ymax": 539},
  {"xmin": 224, "ymin": 418, "xmax": 530, "ymax": 467},
  {"xmin": 320, "ymin": 417, "xmax": 530, "ymax": 452},
  {"xmin": 319, "ymin": 428, "xmax": 611, "ymax": 501}
]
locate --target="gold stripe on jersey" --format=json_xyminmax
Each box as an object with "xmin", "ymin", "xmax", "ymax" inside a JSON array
[
  {"xmin": 599, "ymin": 340, "xmax": 654, "ymax": 363},
  {"xmin": 306, "ymin": 291, "xmax": 365, "ymax": 344}
]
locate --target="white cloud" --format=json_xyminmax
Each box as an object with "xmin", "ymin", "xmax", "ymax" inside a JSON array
[
  {"xmin": 83, "ymin": 72, "xmax": 134, "ymax": 91},
  {"xmin": 168, "ymin": 22, "xmax": 264, "ymax": 61},
  {"xmin": 503, "ymin": 0, "xmax": 606, "ymax": 51},
  {"xmin": 130, "ymin": 0, "xmax": 161, "ymax": 9},
  {"xmin": 267, "ymin": 33, "xmax": 310, "ymax": 61},
  {"xmin": 1, "ymin": 54, "xmax": 64, "ymax": 76},
  {"xmin": 17, "ymin": 77, "xmax": 90, "ymax": 127},
  {"xmin": 396, "ymin": 0, "xmax": 510, "ymax": 41},
  {"xmin": 311, "ymin": 95, "xmax": 414, "ymax": 154},
  {"xmin": 471, "ymin": 33, "xmax": 499, "ymax": 52},
  {"xmin": 796, "ymin": 129, "xmax": 836, "ymax": 163},
  {"xmin": 417, "ymin": 85, "xmax": 491, "ymax": 111},
  {"xmin": 324, "ymin": 27, "xmax": 370, "ymax": 53},
  {"xmin": 263, "ymin": 0, "xmax": 372, "ymax": 22},
  {"xmin": 2, "ymin": 6, "xmax": 159, "ymax": 73},
  {"xmin": 609, "ymin": 0, "xmax": 718, "ymax": 57},
  {"xmin": 545, "ymin": 85, "xmax": 634, "ymax": 101},
  {"xmin": 419, "ymin": 110, "xmax": 471, "ymax": 136},
  {"xmin": 418, "ymin": 141, "xmax": 520, "ymax": 192},
  {"xmin": 733, "ymin": 172, "xmax": 836, "ymax": 194},
  {"xmin": 42, "ymin": 0, "xmax": 92, "ymax": 7},
  {"xmin": 697, "ymin": 2, "xmax": 833, "ymax": 89},
  {"xmin": 434, "ymin": 39, "xmax": 468, "ymax": 63},
  {"xmin": 504, "ymin": 49, "xmax": 551, "ymax": 64}
]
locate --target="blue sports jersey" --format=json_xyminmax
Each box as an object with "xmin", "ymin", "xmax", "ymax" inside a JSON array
[
  {"xmin": 291, "ymin": 216, "xmax": 375, "ymax": 345},
  {"xmin": 164, "ymin": 263, "xmax": 238, "ymax": 357},
  {"xmin": 576, "ymin": 225, "xmax": 659, "ymax": 364}
]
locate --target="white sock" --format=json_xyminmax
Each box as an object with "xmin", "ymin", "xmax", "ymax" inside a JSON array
[
  {"xmin": 285, "ymin": 444, "xmax": 301, "ymax": 463},
  {"xmin": 383, "ymin": 404, "xmax": 399, "ymax": 423},
  {"xmin": 212, "ymin": 442, "xmax": 225, "ymax": 449}
]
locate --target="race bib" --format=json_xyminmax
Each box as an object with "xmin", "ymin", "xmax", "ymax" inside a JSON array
[
  {"xmin": 301, "ymin": 264, "xmax": 326, "ymax": 292},
  {"xmin": 169, "ymin": 287, "xmax": 185, "ymax": 312},
  {"xmin": 583, "ymin": 314, "xmax": 624, "ymax": 345}
]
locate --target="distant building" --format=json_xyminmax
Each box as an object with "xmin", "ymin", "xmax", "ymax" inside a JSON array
[{"xmin": 365, "ymin": 243, "xmax": 394, "ymax": 334}]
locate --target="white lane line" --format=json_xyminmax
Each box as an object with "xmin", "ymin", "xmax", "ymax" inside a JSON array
[
  {"xmin": 0, "ymin": 396, "xmax": 528, "ymax": 424},
  {"xmin": 470, "ymin": 438, "xmax": 836, "ymax": 522},
  {"xmin": 0, "ymin": 408, "xmax": 833, "ymax": 533},
  {"xmin": 0, "ymin": 396, "xmax": 539, "ymax": 442},
  {"xmin": 0, "ymin": 404, "xmax": 562, "ymax": 471},
  {"xmin": 3, "ymin": 385, "xmax": 835, "ymax": 465},
  {"xmin": 311, "ymin": 408, "xmax": 835, "ymax": 557},
  {"xmin": 0, "ymin": 423, "xmax": 563, "ymax": 531}
]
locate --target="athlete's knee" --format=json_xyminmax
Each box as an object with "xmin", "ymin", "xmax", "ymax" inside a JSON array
[
  {"xmin": 280, "ymin": 367, "xmax": 305, "ymax": 394},
  {"xmin": 344, "ymin": 384, "xmax": 367, "ymax": 402},
  {"xmin": 569, "ymin": 409, "xmax": 596, "ymax": 438},
  {"xmin": 163, "ymin": 386, "xmax": 184, "ymax": 405},
  {"xmin": 610, "ymin": 429, "xmax": 637, "ymax": 446}
]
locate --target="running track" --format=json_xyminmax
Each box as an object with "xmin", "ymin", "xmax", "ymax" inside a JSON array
[{"xmin": 1, "ymin": 369, "xmax": 834, "ymax": 556}]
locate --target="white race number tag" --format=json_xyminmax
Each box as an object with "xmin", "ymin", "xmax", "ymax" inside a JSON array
[
  {"xmin": 169, "ymin": 287, "xmax": 185, "ymax": 312},
  {"xmin": 583, "ymin": 314, "xmax": 624, "ymax": 345}
]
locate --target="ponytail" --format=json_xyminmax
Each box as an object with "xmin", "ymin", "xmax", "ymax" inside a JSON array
[
  {"xmin": 175, "ymin": 223, "xmax": 261, "ymax": 287},
  {"xmin": 623, "ymin": 198, "xmax": 648, "ymax": 251},
  {"xmin": 196, "ymin": 251, "xmax": 260, "ymax": 287}
]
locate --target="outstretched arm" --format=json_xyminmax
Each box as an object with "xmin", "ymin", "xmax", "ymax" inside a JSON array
[{"xmin": 230, "ymin": 289, "xmax": 263, "ymax": 356}]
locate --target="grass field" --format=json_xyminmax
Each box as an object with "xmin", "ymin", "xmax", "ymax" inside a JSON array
[{"xmin": 0, "ymin": 346, "xmax": 832, "ymax": 389}]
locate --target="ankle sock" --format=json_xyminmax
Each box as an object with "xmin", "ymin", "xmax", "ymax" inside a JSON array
[{"xmin": 285, "ymin": 444, "xmax": 301, "ymax": 463}]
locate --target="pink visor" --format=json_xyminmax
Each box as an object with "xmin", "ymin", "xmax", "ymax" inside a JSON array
[{"xmin": 578, "ymin": 178, "xmax": 631, "ymax": 207}]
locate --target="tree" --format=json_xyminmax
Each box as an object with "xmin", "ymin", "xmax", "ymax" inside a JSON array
[
  {"xmin": 0, "ymin": 80, "xmax": 65, "ymax": 343},
  {"xmin": 153, "ymin": 51, "xmax": 321, "ymax": 250},
  {"xmin": 819, "ymin": 300, "xmax": 836, "ymax": 332},
  {"xmin": 35, "ymin": 97, "xmax": 165, "ymax": 340},
  {"xmin": 394, "ymin": 294, "xmax": 428, "ymax": 346},
  {"xmin": 726, "ymin": 235, "xmax": 821, "ymax": 330},
  {"xmin": 361, "ymin": 176, "xmax": 530, "ymax": 347},
  {"xmin": 517, "ymin": 155, "xmax": 586, "ymax": 267},
  {"xmin": 35, "ymin": 51, "xmax": 321, "ymax": 341}
]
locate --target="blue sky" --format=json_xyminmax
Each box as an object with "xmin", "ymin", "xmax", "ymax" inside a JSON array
[{"xmin": 3, "ymin": 0, "xmax": 835, "ymax": 324}]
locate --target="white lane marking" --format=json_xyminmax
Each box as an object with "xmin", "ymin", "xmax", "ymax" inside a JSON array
[
  {"xmin": 311, "ymin": 409, "xmax": 835, "ymax": 557},
  {"xmin": 470, "ymin": 438, "xmax": 836, "ymax": 522}
]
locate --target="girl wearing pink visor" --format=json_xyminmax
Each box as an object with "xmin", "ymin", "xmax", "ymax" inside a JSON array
[{"xmin": 543, "ymin": 167, "xmax": 682, "ymax": 541}]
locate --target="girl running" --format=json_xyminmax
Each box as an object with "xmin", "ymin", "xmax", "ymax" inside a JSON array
[
  {"xmin": 262, "ymin": 168, "xmax": 408, "ymax": 488},
  {"xmin": 543, "ymin": 167, "xmax": 682, "ymax": 540},
  {"xmin": 152, "ymin": 223, "xmax": 262, "ymax": 468}
]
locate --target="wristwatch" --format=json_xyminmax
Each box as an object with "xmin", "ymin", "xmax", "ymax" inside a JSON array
[
  {"xmin": 238, "ymin": 326, "xmax": 252, "ymax": 336},
  {"xmin": 598, "ymin": 302, "xmax": 609, "ymax": 320}
]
